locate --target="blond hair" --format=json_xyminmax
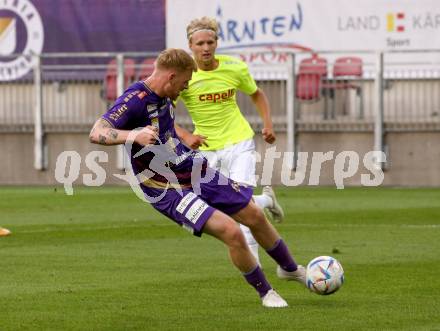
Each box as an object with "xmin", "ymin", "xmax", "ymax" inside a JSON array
[
  {"xmin": 186, "ymin": 16, "xmax": 218, "ymax": 41},
  {"xmin": 156, "ymin": 48, "xmax": 197, "ymax": 72}
]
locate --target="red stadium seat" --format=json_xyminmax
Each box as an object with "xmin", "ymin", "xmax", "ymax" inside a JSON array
[
  {"xmin": 295, "ymin": 73, "xmax": 321, "ymax": 101},
  {"xmin": 325, "ymin": 56, "xmax": 363, "ymax": 89},
  {"xmin": 295, "ymin": 54, "xmax": 364, "ymax": 119},
  {"xmin": 295, "ymin": 54, "xmax": 327, "ymax": 102},
  {"xmin": 333, "ymin": 56, "xmax": 363, "ymax": 77},
  {"xmin": 103, "ymin": 58, "xmax": 136, "ymax": 102},
  {"xmin": 324, "ymin": 56, "xmax": 364, "ymax": 118},
  {"xmin": 138, "ymin": 57, "xmax": 156, "ymax": 80},
  {"xmin": 298, "ymin": 54, "xmax": 328, "ymax": 77}
]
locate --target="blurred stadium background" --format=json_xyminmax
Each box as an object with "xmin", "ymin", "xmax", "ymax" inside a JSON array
[
  {"xmin": 1, "ymin": 1, "xmax": 440, "ymax": 330},
  {"xmin": 1, "ymin": 0, "xmax": 439, "ymax": 187}
]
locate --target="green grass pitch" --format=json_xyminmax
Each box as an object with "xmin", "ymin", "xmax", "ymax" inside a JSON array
[{"xmin": 1, "ymin": 186, "xmax": 440, "ymax": 330}]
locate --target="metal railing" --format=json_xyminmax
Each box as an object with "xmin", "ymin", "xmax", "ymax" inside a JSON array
[{"xmin": 1, "ymin": 50, "xmax": 439, "ymax": 171}]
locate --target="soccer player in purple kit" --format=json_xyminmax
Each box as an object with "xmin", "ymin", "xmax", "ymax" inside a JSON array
[{"xmin": 90, "ymin": 48, "xmax": 306, "ymax": 308}]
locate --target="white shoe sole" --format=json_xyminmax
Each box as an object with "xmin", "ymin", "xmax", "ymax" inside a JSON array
[{"xmin": 263, "ymin": 186, "xmax": 285, "ymax": 223}]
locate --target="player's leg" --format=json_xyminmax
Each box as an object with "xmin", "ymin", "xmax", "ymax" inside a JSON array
[
  {"xmin": 229, "ymin": 139, "xmax": 284, "ymax": 223},
  {"xmin": 202, "ymin": 147, "xmax": 261, "ymax": 265},
  {"xmin": 237, "ymin": 223, "xmax": 260, "ymax": 266},
  {"xmin": 226, "ymin": 140, "xmax": 263, "ymax": 265},
  {"xmin": 231, "ymin": 200, "xmax": 306, "ymax": 285},
  {"xmin": 203, "ymin": 210, "xmax": 256, "ymax": 273},
  {"xmin": 144, "ymin": 185, "xmax": 287, "ymax": 306},
  {"xmin": 203, "ymin": 210, "xmax": 288, "ymax": 307}
]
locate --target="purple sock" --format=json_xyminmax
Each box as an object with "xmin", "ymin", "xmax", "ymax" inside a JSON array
[
  {"xmin": 266, "ymin": 239, "xmax": 298, "ymax": 272},
  {"xmin": 243, "ymin": 266, "xmax": 272, "ymax": 298}
]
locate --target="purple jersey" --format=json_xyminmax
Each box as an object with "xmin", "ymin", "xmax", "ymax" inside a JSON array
[
  {"xmin": 101, "ymin": 81, "xmax": 253, "ymax": 236},
  {"xmin": 102, "ymin": 81, "xmax": 205, "ymax": 186}
]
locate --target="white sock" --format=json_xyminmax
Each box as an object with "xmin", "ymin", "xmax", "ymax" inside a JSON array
[
  {"xmin": 253, "ymin": 194, "xmax": 273, "ymax": 209},
  {"xmin": 239, "ymin": 224, "xmax": 261, "ymax": 266}
]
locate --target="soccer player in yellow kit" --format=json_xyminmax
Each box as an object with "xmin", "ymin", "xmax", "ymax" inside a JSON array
[{"xmin": 175, "ymin": 17, "xmax": 285, "ymax": 266}]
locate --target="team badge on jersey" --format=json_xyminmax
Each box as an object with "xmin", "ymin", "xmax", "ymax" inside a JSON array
[
  {"xmin": 147, "ymin": 104, "xmax": 158, "ymax": 112},
  {"xmin": 231, "ymin": 181, "xmax": 241, "ymax": 192}
]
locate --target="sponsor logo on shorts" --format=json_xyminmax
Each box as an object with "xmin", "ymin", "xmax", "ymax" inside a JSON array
[
  {"xmin": 176, "ymin": 192, "xmax": 197, "ymax": 214},
  {"xmin": 185, "ymin": 199, "xmax": 209, "ymax": 224}
]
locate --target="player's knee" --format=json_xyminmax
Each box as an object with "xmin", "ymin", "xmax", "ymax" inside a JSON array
[
  {"xmin": 223, "ymin": 223, "xmax": 246, "ymax": 248},
  {"xmin": 244, "ymin": 205, "xmax": 266, "ymax": 228}
]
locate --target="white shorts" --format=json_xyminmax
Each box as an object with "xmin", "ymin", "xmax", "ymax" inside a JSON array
[{"xmin": 201, "ymin": 139, "xmax": 257, "ymax": 187}]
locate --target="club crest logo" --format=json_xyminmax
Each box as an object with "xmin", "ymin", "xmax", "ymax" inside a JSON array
[
  {"xmin": 0, "ymin": 0, "xmax": 44, "ymax": 81},
  {"xmin": 0, "ymin": 17, "xmax": 16, "ymax": 55},
  {"xmin": 231, "ymin": 180, "xmax": 241, "ymax": 192}
]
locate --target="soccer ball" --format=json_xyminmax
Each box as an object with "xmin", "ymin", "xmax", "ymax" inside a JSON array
[{"xmin": 306, "ymin": 256, "xmax": 344, "ymax": 295}]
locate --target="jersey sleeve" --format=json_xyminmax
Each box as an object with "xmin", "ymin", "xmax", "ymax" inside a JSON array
[
  {"xmin": 102, "ymin": 90, "xmax": 146, "ymax": 129},
  {"xmin": 237, "ymin": 61, "xmax": 258, "ymax": 95}
]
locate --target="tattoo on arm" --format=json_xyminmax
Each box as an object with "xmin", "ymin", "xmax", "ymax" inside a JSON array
[
  {"xmin": 98, "ymin": 118, "xmax": 113, "ymax": 129},
  {"xmin": 108, "ymin": 129, "xmax": 118, "ymax": 140},
  {"xmin": 92, "ymin": 118, "xmax": 123, "ymax": 145},
  {"xmin": 98, "ymin": 134, "xmax": 107, "ymax": 144},
  {"xmin": 96, "ymin": 119, "xmax": 115, "ymax": 144}
]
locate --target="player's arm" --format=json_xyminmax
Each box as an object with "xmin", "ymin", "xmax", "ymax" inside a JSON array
[
  {"xmin": 89, "ymin": 118, "xmax": 157, "ymax": 146},
  {"xmin": 250, "ymin": 88, "xmax": 276, "ymax": 144},
  {"xmin": 174, "ymin": 123, "xmax": 208, "ymax": 149}
]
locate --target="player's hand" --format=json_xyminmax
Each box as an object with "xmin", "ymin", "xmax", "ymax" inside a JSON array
[
  {"xmin": 184, "ymin": 133, "xmax": 208, "ymax": 149},
  {"xmin": 134, "ymin": 125, "xmax": 158, "ymax": 145},
  {"xmin": 262, "ymin": 127, "xmax": 276, "ymax": 144}
]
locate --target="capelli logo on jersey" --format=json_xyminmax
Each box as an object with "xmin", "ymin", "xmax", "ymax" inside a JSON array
[{"xmin": 198, "ymin": 89, "xmax": 235, "ymax": 103}]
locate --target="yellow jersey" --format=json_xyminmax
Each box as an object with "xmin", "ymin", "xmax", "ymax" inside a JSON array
[{"xmin": 179, "ymin": 54, "xmax": 258, "ymax": 151}]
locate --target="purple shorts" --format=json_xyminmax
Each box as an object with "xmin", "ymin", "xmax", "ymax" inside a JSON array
[{"xmin": 140, "ymin": 168, "xmax": 253, "ymax": 237}]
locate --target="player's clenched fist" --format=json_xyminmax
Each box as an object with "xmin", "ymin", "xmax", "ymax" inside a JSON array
[
  {"xmin": 262, "ymin": 127, "xmax": 276, "ymax": 144},
  {"xmin": 186, "ymin": 133, "xmax": 208, "ymax": 149},
  {"xmin": 133, "ymin": 125, "xmax": 158, "ymax": 145}
]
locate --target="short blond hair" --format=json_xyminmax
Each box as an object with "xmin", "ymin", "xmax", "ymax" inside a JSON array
[
  {"xmin": 156, "ymin": 48, "xmax": 197, "ymax": 72},
  {"xmin": 186, "ymin": 16, "xmax": 218, "ymax": 41}
]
